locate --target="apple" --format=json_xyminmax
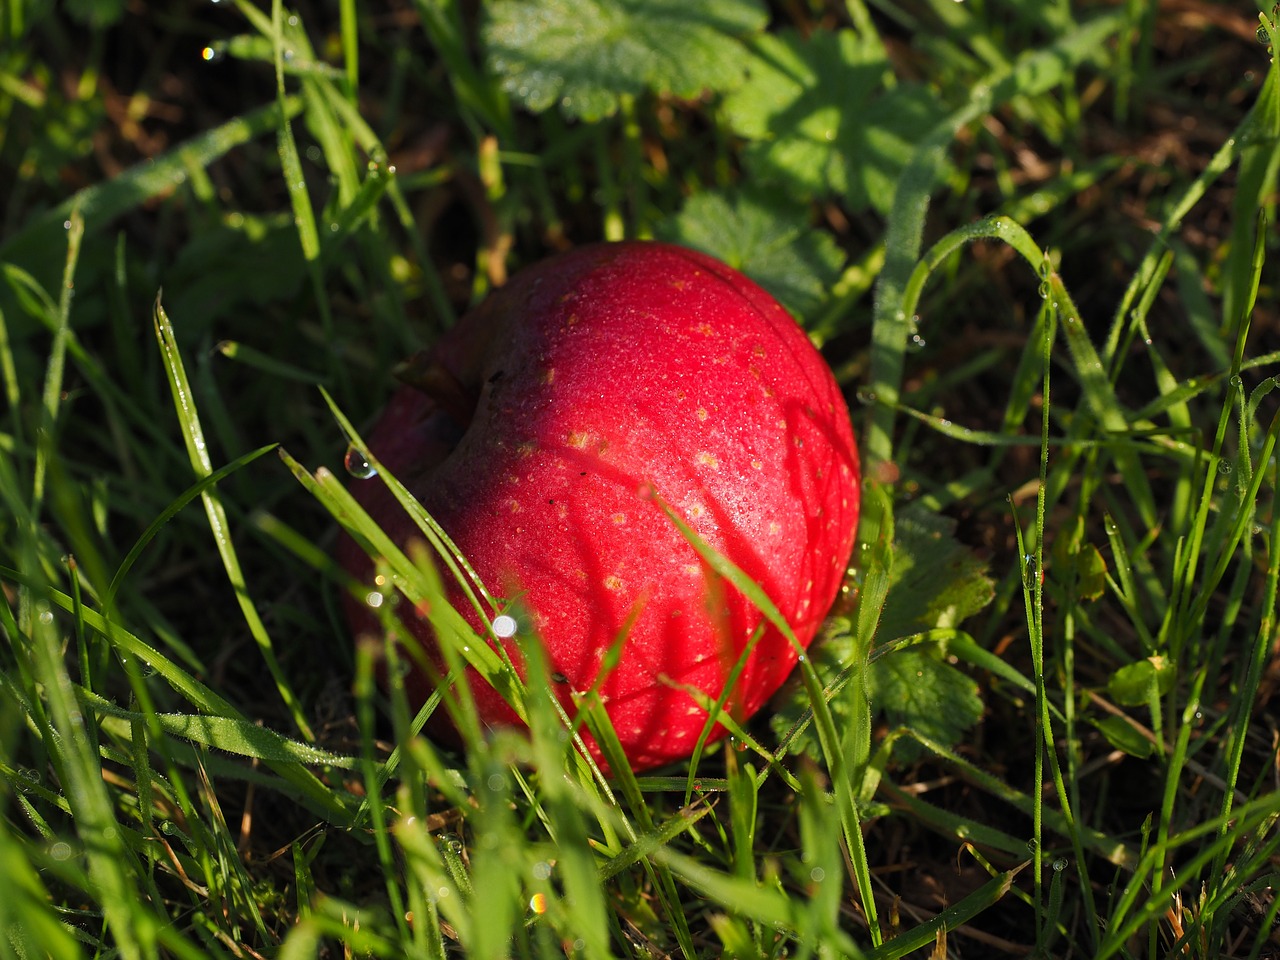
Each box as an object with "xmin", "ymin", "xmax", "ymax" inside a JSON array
[{"xmin": 338, "ymin": 241, "xmax": 860, "ymax": 772}]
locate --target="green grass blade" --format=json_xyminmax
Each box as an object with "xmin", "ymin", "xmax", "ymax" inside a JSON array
[{"xmin": 153, "ymin": 296, "xmax": 313, "ymax": 740}]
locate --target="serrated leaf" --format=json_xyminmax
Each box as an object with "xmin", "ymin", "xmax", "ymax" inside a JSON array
[
  {"xmin": 877, "ymin": 504, "xmax": 995, "ymax": 642},
  {"xmin": 772, "ymin": 504, "xmax": 993, "ymax": 757},
  {"xmin": 866, "ymin": 648, "xmax": 983, "ymax": 757},
  {"xmin": 483, "ymin": 0, "xmax": 768, "ymax": 121},
  {"xmin": 657, "ymin": 190, "xmax": 845, "ymax": 319},
  {"xmin": 723, "ymin": 29, "xmax": 946, "ymax": 213}
]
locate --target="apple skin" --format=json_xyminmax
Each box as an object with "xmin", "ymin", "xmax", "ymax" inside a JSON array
[{"xmin": 338, "ymin": 241, "xmax": 860, "ymax": 772}]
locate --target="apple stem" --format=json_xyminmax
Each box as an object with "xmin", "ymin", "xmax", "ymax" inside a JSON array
[{"xmin": 393, "ymin": 351, "xmax": 479, "ymax": 428}]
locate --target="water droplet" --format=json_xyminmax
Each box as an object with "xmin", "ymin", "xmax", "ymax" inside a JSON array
[
  {"xmin": 1037, "ymin": 280, "xmax": 1050, "ymax": 299},
  {"xmin": 487, "ymin": 773, "xmax": 506, "ymax": 792},
  {"xmin": 1230, "ymin": 374, "xmax": 1243, "ymax": 389},
  {"xmin": 1053, "ymin": 857, "xmax": 1068, "ymax": 872},
  {"xmin": 1258, "ymin": 23, "xmax": 1271, "ymax": 43},
  {"xmin": 855, "ymin": 390, "xmax": 876, "ymax": 406},
  {"xmin": 344, "ymin": 446, "xmax": 377, "ymax": 479},
  {"xmin": 491, "ymin": 614, "xmax": 517, "ymax": 638},
  {"xmin": 38, "ymin": 609, "xmax": 53, "ymax": 625},
  {"xmin": 532, "ymin": 861, "xmax": 552, "ymax": 880},
  {"xmin": 907, "ymin": 333, "xmax": 927, "ymax": 352},
  {"xmin": 365, "ymin": 591, "xmax": 384, "ymax": 608},
  {"xmin": 809, "ymin": 866, "xmax": 826, "ymax": 882},
  {"xmin": 1022, "ymin": 554, "xmax": 1040, "ymax": 588},
  {"xmin": 49, "ymin": 841, "xmax": 73, "ymax": 861},
  {"xmin": 1217, "ymin": 459, "xmax": 1233, "ymax": 476}
]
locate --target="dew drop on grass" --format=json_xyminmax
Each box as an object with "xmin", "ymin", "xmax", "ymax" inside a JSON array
[
  {"xmin": 492, "ymin": 614, "xmax": 517, "ymax": 638},
  {"xmin": 1217, "ymin": 460, "xmax": 1233, "ymax": 476},
  {"xmin": 1053, "ymin": 857, "xmax": 1068, "ymax": 872},
  {"xmin": 365, "ymin": 591, "xmax": 384, "ymax": 608},
  {"xmin": 810, "ymin": 867, "xmax": 826, "ymax": 882},
  {"xmin": 344, "ymin": 446, "xmax": 377, "ymax": 479},
  {"xmin": 1022, "ymin": 554, "xmax": 1039, "ymax": 588}
]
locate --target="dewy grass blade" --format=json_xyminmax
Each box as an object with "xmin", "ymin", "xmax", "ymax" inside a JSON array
[
  {"xmin": 152, "ymin": 296, "xmax": 313, "ymax": 741},
  {"xmin": 267, "ymin": 0, "xmax": 346, "ymax": 400},
  {"xmin": 319, "ymin": 388, "xmax": 498, "ymax": 615},
  {"xmin": 652, "ymin": 490, "xmax": 881, "ymax": 944},
  {"xmin": 105, "ymin": 443, "xmax": 278, "ymax": 607},
  {"xmin": 75, "ymin": 688, "xmax": 360, "ymax": 769},
  {"xmin": 31, "ymin": 206, "xmax": 82, "ymax": 522},
  {"xmin": 2, "ymin": 566, "xmax": 356, "ymax": 822},
  {"xmin": 0, "ymin": 99, "xmax": 302, "ymax": 275},
  {"xmin": 866, "ymin": 11, "xmax": 1126, "ymax": 468},
  {"xmin": 26, "ymin": 587, "xmax": 155, "ymax": 960}
]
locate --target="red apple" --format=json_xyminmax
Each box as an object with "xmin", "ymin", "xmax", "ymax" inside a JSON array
[{"xmin": 338, "ymin": 241, "xmax": 860, "ymax": 772}]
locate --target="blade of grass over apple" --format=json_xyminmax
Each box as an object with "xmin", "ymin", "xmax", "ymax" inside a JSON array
[
  {"xmin": 154, "ymin": 297, "xmax": 314, "ymax": 741},
  {"xmin": 275, "ymin": 446, "xmax": 526, "ymax": 727},
  {"xmin": 651, "ymin": 490, "xmax": 882, "ymax": 945},
  {"xmin": 320, "ymin": 387, "xmax": 499, "ymax": 616}
]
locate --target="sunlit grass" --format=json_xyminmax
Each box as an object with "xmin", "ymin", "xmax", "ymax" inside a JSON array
[{"xmin": 2, "ymin": 1, "xmax": 1278, "ymax": 957}]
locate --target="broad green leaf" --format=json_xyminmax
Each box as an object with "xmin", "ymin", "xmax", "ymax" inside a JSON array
[
  {"xmin": 483, "ymin": 0, "xmax": 768, "ymax": 121},
  {"xmin": 877, "ymin": 504, "xmax": 995, "ymax": 641},
  {"xmin": 773, "ymin": 504, "xmax": 993, "ymax": 757},
  {"xmin": 658, "ymin": 190, "xmax": 845, "ymax": 319},
  {"xmin": 1108, "ymin": 655, "xmax": 1176, "ymax": 707},
  {"xmin": 1093, "ymin": 716, "xmax": 1156, "ymax": 759},
  {"xmin": 866, "ymin": 647, "xmax": 983, "ymax": 754},
  {"xmin": 723, "ymin": 28, "xmax": 945, "ymax": 213}
]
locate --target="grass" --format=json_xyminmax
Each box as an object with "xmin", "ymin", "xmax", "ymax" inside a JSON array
[{"xmin": 2, "ymin": 0, "xmax": 1279, "ymax": 957}]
